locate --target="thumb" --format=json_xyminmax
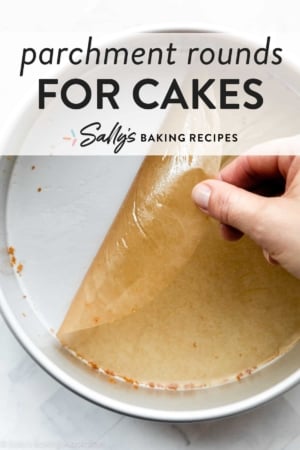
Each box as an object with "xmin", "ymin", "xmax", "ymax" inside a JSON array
[{"xmin": 192, "ymin": 180, "xmax": 276, "ymax": 247}]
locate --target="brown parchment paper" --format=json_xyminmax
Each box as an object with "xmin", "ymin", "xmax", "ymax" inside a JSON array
[
  {"xmin": 58, "ymin": 154, "xmax": 221, "ymax": 335},
  {"xmin": 58, "ymin": 84, "xmax": 223, "ymax": 335},
  {"xmin": 59, "ymin": 222, "xmax": 300, "ymax": 386},
  {"xmin": 58, "ymin": 98, "xmax": 300, "ymax": 387}
]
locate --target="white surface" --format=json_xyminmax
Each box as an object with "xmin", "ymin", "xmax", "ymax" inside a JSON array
[{"xmin": 1, "ymin": 0, "xmax": 300, "ymax": 448}]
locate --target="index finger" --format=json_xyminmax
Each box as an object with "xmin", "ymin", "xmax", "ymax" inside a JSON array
[
  {"xmin": 219, "ymin": 139, "xmax": 299, "ymax": 189},
  {"xmin": 220, "ymin": 156, "xmax": 282, "ymax": 188}
]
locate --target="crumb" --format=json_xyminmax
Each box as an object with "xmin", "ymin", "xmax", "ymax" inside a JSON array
[
  {"xmin": 88, "ymin": 361, "xmax": 98, "ymax": 370},
  {"xmin": 192, "ymin": 342, "xmax": 197, "ymax": 348},
  {"xmin": 17, "ymin": 263, "xmax": 23, "ymax": 274},
  {"xmin": 37, "ymin": 187, "xmax": 42, "ymax": 192},
  {"xmin": 22, "ymin": 295, "xmax": 27, "ymax": 299},
  {"xmin": 49, "ymin": 328, "xmax": 55, "ymax": 334},
  {"xmin": 7, "ymin": 246, "xmax": 15, "ymax": 255},
  {"xmin": 7, "ymin": 247, "xmax": 23, "ymax": 274},
  {"xmin": 109, "ymin": 377, "xmax": 116, "ymax": 384},
  {"xmin": 31, "ymin": 165, "xmax": 36, "ymax": 170},
  {"xmin": 148, "ymin": 382, "xmax": 155, "ymax": 388},
  {"xmin": 123, "ymin": 376, "xmax": 135, "ymax": 385},
  {"xmin": 22, "ymin": 312, "xmax": 27, "ymax": 317},
  {"xmin": 167, "ymin": 383, "xmax": 178, "ymax": 391},
  {"xmin": 10, "ymin": 255, "xmax": 16, "ymax": 266},
  {"xmin": 7, "ymin": 247, "xmax": 17, "ymax": 266}
]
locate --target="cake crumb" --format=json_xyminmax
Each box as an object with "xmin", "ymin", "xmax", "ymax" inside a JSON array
[
  {"xmin": 37, "ymin": 187, "xmax": 42, "ymax": 192},
  {"xmin": 88, "ymin": 361, "xmax": 98, "ymax": 370},
  {"xmin": 8, "ymin": 247, "xmax": 23, "ymax": 274},
  {"xmin": 7, "ymin": 246, "xmax": 15, "ymax": 256},
  {"xmin": 123, "ymin": 376, "xmax": 135, "ymax": 385},
  {"xmin": 17, "ymin": 263, "xmax": 23, "ymax": 274},
  {"xmin": 167, "ymin": 383, "xmax": 178, "ymax": 391}
]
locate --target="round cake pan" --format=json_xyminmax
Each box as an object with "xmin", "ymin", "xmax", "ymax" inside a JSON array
[{"xmin": 0, "ymin": 26, "xmax": 299, "ymax": 421}]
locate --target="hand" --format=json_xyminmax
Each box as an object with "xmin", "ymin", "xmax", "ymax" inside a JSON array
[{"xmin": 192, "ymin": 137, "xmax": 300, "ymax": 279}]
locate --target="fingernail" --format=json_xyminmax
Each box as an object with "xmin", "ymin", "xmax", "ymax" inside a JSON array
[
  {"xmin": 262, "ymin": 249, "xmax": 279, "ymax": 266},
  {"xmin": 192, "ymin": 184, "xmax": 211, "ymax": 210}
]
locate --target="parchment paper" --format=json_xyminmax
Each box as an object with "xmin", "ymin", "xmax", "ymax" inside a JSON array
[{"xmin": 58, "ymin": 86, "xmax": 300, "ymax": 387}]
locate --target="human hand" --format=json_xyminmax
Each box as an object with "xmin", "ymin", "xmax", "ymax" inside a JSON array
[{"xmin": 192, "ymin": 137, "xmax": 300, "ymax": 279}]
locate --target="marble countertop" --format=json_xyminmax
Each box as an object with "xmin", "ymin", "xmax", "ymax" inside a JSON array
[{"xmin": 1, "ymin": 1, "xmax": 300, "ymax": 448}]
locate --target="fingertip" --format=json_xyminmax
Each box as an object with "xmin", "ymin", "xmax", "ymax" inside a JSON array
[{"xmin": 192, "ymin": 183, "xmax": 212, "ymax": 211}]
